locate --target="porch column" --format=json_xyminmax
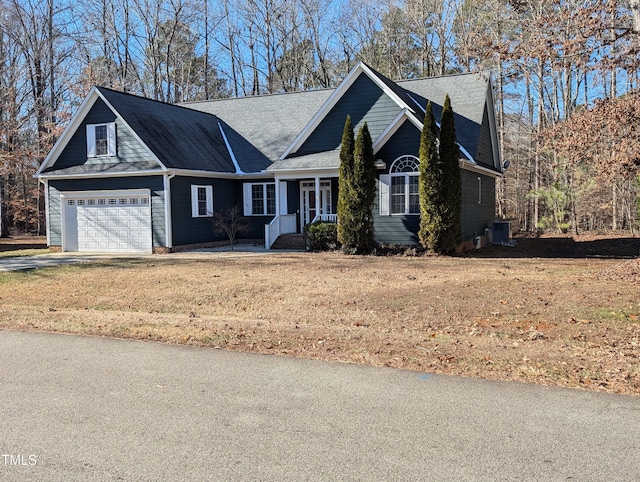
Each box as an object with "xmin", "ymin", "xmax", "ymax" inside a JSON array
[
  {"xmin": 275, "ymin": 178, "xmax": 280, "ymax": 217},
  {"xmin": 315, "ymin": 176, "xmax": 321, "ymax": 220}
]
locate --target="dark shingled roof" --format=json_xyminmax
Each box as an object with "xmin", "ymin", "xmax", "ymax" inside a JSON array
[
  {"xmin": 97, "ymin": 87, "xmax": 236, "ymax": 173},
  {"xmin": 48, "ymin": 68, "xmax": 493, "ymax": 177},
  {"xmin": 184, "ymin": 89, "xmax": 333, "ymax": 165},
  {"xmin": 397, "ymin": 72, "xmax": 493, "ymax": 167},
  {"xmin": 262, "ymin": 69, "xmax": 495, "ymax": 172}
]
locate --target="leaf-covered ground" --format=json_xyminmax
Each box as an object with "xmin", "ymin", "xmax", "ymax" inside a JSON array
[{"xmin": 0, "ymin": 234, "xmax": 639, "ymax": 394}]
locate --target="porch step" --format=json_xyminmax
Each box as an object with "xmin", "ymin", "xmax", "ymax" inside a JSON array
[{"xmin": 270, "ymin": 234, "xmax": 306, "ymax": 250}]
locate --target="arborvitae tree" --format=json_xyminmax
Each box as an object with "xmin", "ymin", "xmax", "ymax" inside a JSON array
[
  {"xmin": 439, "ymin": 94, "xmax": 462, "ymax": 253},
  {"xmin": 337, "ymin": 115, "xmax": 356, "ymax": 249},
  {"xmin": 418, "ymin": 101, "xmax": 443, "ymax": 251},
  {"xmin": 351, "ymin": 122, "xmax": 376, "ymax": 253}
]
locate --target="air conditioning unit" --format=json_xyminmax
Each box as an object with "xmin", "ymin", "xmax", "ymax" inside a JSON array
[{"xmin": 492, "ymin": 221, "xmax": 511, "ymax": 245}]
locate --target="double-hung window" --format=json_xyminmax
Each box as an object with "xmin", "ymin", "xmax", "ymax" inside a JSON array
[
  {"xmin": 191, "ymin": 185, "xmax": 213, "ymax": 217},
  {"xmin": 381, "ymin": 155, "xmax": 420, "ymax": 215},
  {"xmin": 244, "ymin": 182, "xmax": 276, "ymax": 215},
  {"xmin": 86, "ymin": 123, "xmax": 116, "ymax": 157}
]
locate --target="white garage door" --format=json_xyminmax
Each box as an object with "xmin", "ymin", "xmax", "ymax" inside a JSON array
[{"xmin": 63, "ymin": 192, "xmax": 152, "ymax": 253}]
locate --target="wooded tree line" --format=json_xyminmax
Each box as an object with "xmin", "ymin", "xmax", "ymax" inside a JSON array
[{"xmin": 2, "ymin": 0, "xmax": 640, "ymax": 236}]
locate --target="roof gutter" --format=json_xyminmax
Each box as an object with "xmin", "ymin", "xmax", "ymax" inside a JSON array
[
  {"xmin": 37, "ymin": 170, "xmax": 165, "ymax": 180},
  {"xmin": 459, "ymin": 159, "xmax": 502, "ymax": 178}
]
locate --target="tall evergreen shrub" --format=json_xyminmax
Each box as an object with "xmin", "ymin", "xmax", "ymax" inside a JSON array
[
  {"xmin": 351, "ymin": 122, "xmax": 376, "ymax": 253},
  {"xmin": 439, "ymin": 94, "xmax": 462, "ymax": 253},
  {"xmin": 418, "ymin": 101, "xmax": 443, "ymax": 251},
  {"xmin": 337, "ymin": 115, "xmax": 356, "ymax": 249}
]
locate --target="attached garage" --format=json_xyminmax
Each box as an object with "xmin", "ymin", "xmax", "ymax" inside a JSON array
[{"xmin": 61, "ymin": 190, "xmax": 152, "ymax": 253}]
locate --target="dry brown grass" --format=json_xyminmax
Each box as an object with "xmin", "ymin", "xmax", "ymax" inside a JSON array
[{"xmin": 1, "ymin": 236, "xmax": 639, "ymax": 395}]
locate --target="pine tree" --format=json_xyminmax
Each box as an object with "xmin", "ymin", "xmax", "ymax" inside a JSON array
[
  {"xmin": 337, "ymin": 115, "xmax": 356, "ymax": 249},
  {"xmin": 418, "ymin": 101, "xmax": 443, "ymax": 251},
  {"xmin": 351, "ymin": 122, "xmax": 376, "ymax": 253},
  {"xmin": 439, "ymin": 94, "xmax": 462, "ymax": 253}
]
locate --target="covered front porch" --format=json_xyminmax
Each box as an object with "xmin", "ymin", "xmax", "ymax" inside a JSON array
[{"xmin": 265, "ymin": 175, "xmax": 338, "ymax": 249}]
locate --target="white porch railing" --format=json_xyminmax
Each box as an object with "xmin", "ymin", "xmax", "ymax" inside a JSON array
[
  {"xmin": 311, "ymin": 213, "xmax": 338, "ymax": 223},
  {"xmin": 265, "ymin": 214, "xmax": 297, "ymax": 249}
]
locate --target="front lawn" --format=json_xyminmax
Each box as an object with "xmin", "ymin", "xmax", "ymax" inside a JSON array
[{"xmin": 1, "ymin": 236, "xmax": 639, "ymax": 394}]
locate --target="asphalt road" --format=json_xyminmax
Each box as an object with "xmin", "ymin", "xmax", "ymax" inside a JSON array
[{"xmin": 1, "ymin": 330, "xmax": 639, "ymax": 481}]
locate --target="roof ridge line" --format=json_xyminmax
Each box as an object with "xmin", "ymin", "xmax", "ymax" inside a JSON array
[{"xmin": 96, "ymin": 86, "xmax": 221, "ymax": 118}]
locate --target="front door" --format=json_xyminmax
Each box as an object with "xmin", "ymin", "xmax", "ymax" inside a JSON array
[{"xmin": 301, "ymin": 180, "xmax": 331, "ymax": 226}]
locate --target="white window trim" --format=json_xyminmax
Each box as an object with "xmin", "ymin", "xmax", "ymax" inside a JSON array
[
  {"xmin": 243, "ymin": 182, "xmax": 276, "ymax": 216},
  {"xmin": 380, "ymin": 155, "xmax": 420, "ymax": 216},
  {"xmin": 86, "ymin": 122, "xmax": 116, "ymax": 157},
  {"xmin": 390, "ymin": 173, "xmax": 420, "ymax": 215},
  {"xmin": 191, "ymin": 185, "xmax": 213, "ymax": 218}
]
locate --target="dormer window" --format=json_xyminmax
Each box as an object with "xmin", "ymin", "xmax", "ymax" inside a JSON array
[{"xmin": 86, "ymin": 122, "xmax": 116, "ymax": 157}]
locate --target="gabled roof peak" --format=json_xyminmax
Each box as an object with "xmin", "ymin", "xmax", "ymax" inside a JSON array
[{"xmin": 279, "ymin": 61, "xmax": 425, "ymax": 159}]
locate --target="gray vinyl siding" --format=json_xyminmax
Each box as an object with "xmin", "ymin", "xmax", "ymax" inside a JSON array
[
  {"xmin": 475, "ymin": 105, "xmax": 497, "ymax": 169},
  {"xmin": 47, "ymin": 176, "xmax": 166, "ymax": 247},
  {"xmin": 330, "ymin": 178, "xmax": 339, "ymax": 214},
  {"xmin": 237, "ymin": 178, "xmax": 276, "ymax": 240},
  {"xmin": 372, "ymin": 179, "xmax": 420, "ymax": 245},
  {"xmin": 376, "ymin": 121, "xmax": 421, "ymax": 170},
  {"xmin": 298, "ymin": 75, "xmax": 401, "ymax": 155},
  {"xmin": 286, "ymin": 181, "xmax": 300, "ymax": 216},
  {"xmin": 54, "ymin": 98, "xmax": 157, "ymax": 170},
  {"xmin": 171, "ymin": 176, "xmax": 232, "ymax": 246},
  {"xmin": 372, "ymin": 171, "xmax": 496, "ymax": 246},
  {"xmin": 169, "ymin": 177, "xmax": 269, "ymax": 246},
  {"xmin": 371, "ymin": 121, "xmax": 422, "ymax": 245},
  {"xmin": 286, "ymin": 181, "xmax": 301, "ymax": 232},
  {"xmin": 461, "ymin": 171, "xmax": 496, "ymax": 241}
]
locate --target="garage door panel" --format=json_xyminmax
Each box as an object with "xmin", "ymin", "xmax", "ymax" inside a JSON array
[{"xmin": 64, "ymin": 193, "xmax": 152, "ymax": 253}]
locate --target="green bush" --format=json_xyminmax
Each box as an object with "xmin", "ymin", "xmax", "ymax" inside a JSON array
[{"xmin": 304, "ymin": 221, "xmax": 340, "ymax": 251}]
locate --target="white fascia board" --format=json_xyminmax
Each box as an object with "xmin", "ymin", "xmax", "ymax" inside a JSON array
[
  {"xmin": 41, "ymin": 168, "xmax": 273, "ymax": 181},
  {"xmin": 485, "ymin": 80, "xmax": 502, "ymax": 171},
  {"xmin": 36, "ymin": 87, "xmax": 99, "ymax": 177},
  {"xmin": 268, "ymin": 168, "xmax": 338, "ymax": 180},
  {"xmin": 280, "ymin": 62, "xmax": 416, "ymax": 160},
  {"xmin": 217, "ymin": 120, "xmax": 244, "ymax": 174},
  {"xmin": 95, "ymin": 89, "xmax": 167, "ymax": 171},
  {"xmin": 36, "ymin": 87, "xmax": 167, "ymax": 178},
  {"xmin": 373, "ymin": 109, "xmax": 475, "ymax": 166},
  {"xmin": 460, "ymin": 159, "xmax": 502, "ymax": 178},
  {"xmin": 359, "ymin": 63, "xmax": 416, "ymax": 113},
  {"xmin": 373, "ymin": 109, "xmax": 423, "ymax": 154},
  {"xmin": 37, "ymin": 170, "xmax": 165, "ymax": 180}
]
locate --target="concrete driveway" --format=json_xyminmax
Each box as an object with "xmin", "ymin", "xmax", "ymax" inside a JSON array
[
  {"xmin": 0, "ymin": 245, "xmax": 281, "ymax": 272},
  {"xmin": 0, "ymin": 253, "xmax": 129, "ymax": 272},
  {"xmin": 1, "ymin": 330, "xmax": 639, "ymax": 481}
]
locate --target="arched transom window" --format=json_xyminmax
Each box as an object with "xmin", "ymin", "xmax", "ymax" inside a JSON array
[{"xmin": 390, "ymin": 155, "xmax": 420, "ymax": 214}]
